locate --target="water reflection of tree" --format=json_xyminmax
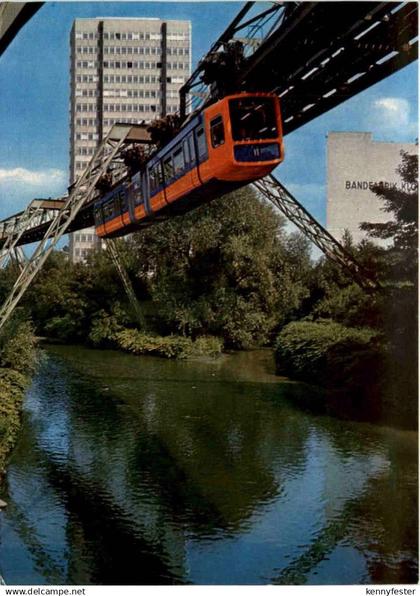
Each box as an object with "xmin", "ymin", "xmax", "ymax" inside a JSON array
[
  {"xmin": 45, "ymin": 458, "xmax": 186, "ymax": 585},
  {"xmin": 64, "ymin": 365, "xmax": 312, "ymax": 537},
  {"xmin": 2, "ymin": 500, "xmax": 65, "ymax": 584},
  {"xmin": 271, "ymin": 449, "xmax": 417, "ymax": 585},
  {"xmin": 10, "ymin": 351, "xmax": 417, "ymax": 585}
]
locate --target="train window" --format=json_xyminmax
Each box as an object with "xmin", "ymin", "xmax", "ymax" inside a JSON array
[
  {"xmin": 229, "ymin": 97, "xmax": 278, "ymax": 141},
  {"xmin": 150, "ymin": 167, "xmax": 157, "ymax": 193},
  {"xmin": 150, "ymin": 163, "xmax": 163, "ymax": 194},
  {"xmin": 157, "ymin": 163, "xmax": 164, "ymax": 186},
  {"xmin": 163, "ymin": 156, "xmax": 174, "ymax": 181},
  {"xmin": 104, "ymin": 201, "xmax": 113, "ymax": 219},
  {"xmin": 188, "ymin": 135, "xmax": 195, "ymax": 163},
  {"xmin": 173, "ymin": 147, "xmax": 184, "ymax": 175},
  {"xmin": 135, "ymin": 189, "xmax": 144, "ymax": 205},
  {"xmin": 94, "ymin": 206, "xmax": 102, "ymax": 223},
  {"xmin": 196, "ymin": 128, "xmax": 207, "ymax": 158},
  {"xmin": 119, "ymin": 191, "xmax": 127, "ymax": 211},
  {"xmin": 183, "ymin": 139, "xmax": 190, "ymax": 165},
  {"xmin": 210, "ymin": 115, "xmax": 225, "ymax": 148}
]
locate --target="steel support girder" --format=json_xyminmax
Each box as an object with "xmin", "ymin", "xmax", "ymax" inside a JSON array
[
  {"xmin": 10, "ymin": 246, "xmax": 26, "ymax": 271},
  {"xmin": 252, "ymin": 174, "xmax": 379, "ymax": 290},
  {"xmin": 0, "ymin": 125, "xmax": 132, "ymax": 332},
  {"xmin": 106, "ymin": 239, "xmax": 146, "ymax": 329}
]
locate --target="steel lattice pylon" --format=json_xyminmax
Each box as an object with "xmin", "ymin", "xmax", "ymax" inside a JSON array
[
  {"xmin": 105, "ymin": 238, "xmax": 146, "ymax": 329},
  {"xmin": 0, "ymin": 199, "xmax": 63, "ymax": 268},
  {"xmin": 0, "ymin": 124, "xmax": 133, "ymax": 332},
  {"xmin": 252, "ymin": 174, "xmax": 379, "ymax": 290}
]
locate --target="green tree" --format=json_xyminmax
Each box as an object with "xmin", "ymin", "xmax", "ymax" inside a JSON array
[
  {"xmin": 360, "ymin": 151, "xmax": 418, "ymax": 283},
  {"xmin": 128, "ymin": 186, "xmax": 312, "ymax": 347}
]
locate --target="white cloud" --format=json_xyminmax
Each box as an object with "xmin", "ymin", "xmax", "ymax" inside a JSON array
[
  {"xmin": 0, "ymin": 167, "xmax": 68, "ymax": 220},
  {"xmin": 0, "ymin": 167, "xmax": 66, "ymax": 186},
  {"xmin": 369, "ymin": 97, "xmax": 412, "ymax": 133}
]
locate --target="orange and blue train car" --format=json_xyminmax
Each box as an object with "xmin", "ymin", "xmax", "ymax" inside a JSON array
[{"xmin": 94, "ymin": 92, "xmax": 284, "ymax": 238}]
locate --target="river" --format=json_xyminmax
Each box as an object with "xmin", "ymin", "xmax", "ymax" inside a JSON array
[{"xmin": 0, "ymin": 345, "xmax": 417, "ymax": 585}]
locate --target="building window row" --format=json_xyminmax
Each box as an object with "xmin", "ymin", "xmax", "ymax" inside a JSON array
[
  {"xmin": 167, "ymin": 62, "xmax": 189, "ymax": 70},
  {"xmin": 103, "ymin": 60, "xmax": 159, "ymax": 70},
  {"xmin": 76, "ymin": 75, "xmax": 99, "ymax": 83},
  {"xmin": 76, "ymin": 103, "xmax": 98, "ymax": 112},
  {"xmin": 75, "ymin": 132, "xmax": 99, "ymax": 141},
  {"xmin": 104, "ymin": 118, "xmax": 147, "ymax": 127},
  {"xmin": 74, "ymin": 233, "xmax": 95, "ymax": 243},
  {"xmin": 75, "ymin": 31, "xmax": 189, "ymax": 42},
  {"xmin": 167, "ymin": 33, "xmax": 189, "ymax": 41},
  {"xmin": 76, "ymin": 61, "xmax": 98, "ymax": 69},
  {"xmin": 77, "ymin": 146, "xmax": 96, "ymax": 156},
  {"xmin": 74, "ymin": 248, "xmax": 92, "ymax": 258},
  {"xmin": 76, "ymin": 57, "xmax": 187, "ymax": 69},
  {"xmin": 103, "ymin": 32, "xmax": 161, "ymax": 41},
  {"xmin": 76, "ymin": 46, "xmax": 97, "ymax": 54},
  {"xmin": 104, "ymin": 88, "xmax": 158, "ymax": 98},
  {"xmin": 103, "ymin": 74, "xmax": 158, "ymax": 84},
  {"xmin": 167, "ymin": 47, "xmax": 190, "ymax": 56},
  {"xmin": 104, "ymin": 46, "xmax": 160, "ymax": 55},
  {"xmin": 168, "ymin": 76, "xmax": 185, "ymax": 84},
  {"xmin": 75, "ymin": 32, "xmax": 98, "ymax": 40},
  {"xmin": 104, "ymin": 103, "xmax": 158, "ymax": 113},
  {"xmin": 76, "ymin": 89, "xmax": 99, "ymax": 97},
  {"xmin": 102, "ymin": 47, "xmax": 188, "ymax": 57},
  {"xmin": 76, "ymin": 118, "xmax": 99, "ymax": 126},
  {"xmin": 101, "ymin": 108, "xmax": 177, "ymax": 129},
  {"xmin": 75, "ymin": 161, "xmax": 90, "ymax": 170}
]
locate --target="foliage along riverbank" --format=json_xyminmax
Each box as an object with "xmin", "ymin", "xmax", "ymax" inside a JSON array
[
  {"xmin": 0, "ymin": 320, "xmax": 37, "ymax": 480},
  {"xmin": 0, "ymin": 155, "xmax": 417, "ymax": 428}
]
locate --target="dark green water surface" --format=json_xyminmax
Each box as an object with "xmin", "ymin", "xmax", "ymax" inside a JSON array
[{"xmin": 0, "ymin": 346, "xmax": 417, "ymax": 585}]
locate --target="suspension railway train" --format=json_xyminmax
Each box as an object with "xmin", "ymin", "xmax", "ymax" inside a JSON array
[{"xmin": 94, "ymin": 92, "xmax": 284, "ymax": 238}]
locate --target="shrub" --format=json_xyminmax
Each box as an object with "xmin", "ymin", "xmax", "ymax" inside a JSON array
[
  {"xmin": 114, "ymin": 329, "xmax": 194, "ymax": 359},
  {"xmin": 0, "ymin": 320, "xmax": 37, "ymax": 374},
  {"xmin": 275, "ymin": 320, "xmax": 382, "ymax": 392},
  {"xmin": 112, "ymin": 329, "xmax": 223, "ymax": 359},
  {"xmin": 193, "ymin": 335, "xmax": 223, "ymax": 357},
  {"xmin": 0, "ymin": 368, "xmax": 29, "ymax": 473},
  {"xmin": 89, "ymin": 310, "xmax": 125, "ymax": 347}
]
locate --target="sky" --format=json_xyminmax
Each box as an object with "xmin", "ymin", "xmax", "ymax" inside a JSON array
[{"xmin": 0, "ymin": 1, "xmax": 418, "ymax": 230}]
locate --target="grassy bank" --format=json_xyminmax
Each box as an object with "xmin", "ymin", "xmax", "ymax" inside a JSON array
[{"xmin": 0, "ymin": 320, "xmax": 37, "ymax": 479}]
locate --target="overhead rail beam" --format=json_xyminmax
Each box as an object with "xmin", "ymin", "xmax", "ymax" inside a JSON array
[
  {"xmin": 180, "ymin": 1, "xmax": 418, "ymax": 129},
  {"xmin": 0, "ymin": 199, "xmax": 65, "ymax": 263},
  {"xmin": 0, "ymin": 2, "xmax": 43, "ymax": 57}
]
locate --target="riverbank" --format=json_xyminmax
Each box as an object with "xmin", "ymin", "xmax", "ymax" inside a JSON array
[
  {"xmin": 275, "ymin": 319, "xmax": 417, "ymax": 430},
  {"xmin": 0, "ymin": 320, "xmax": 38, "ymax": 482},
  {"xmin": 0, "ymin": 369, "xmax": 29, "ymax": 480}
]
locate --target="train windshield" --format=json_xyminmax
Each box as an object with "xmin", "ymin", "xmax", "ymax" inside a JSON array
[{"xmin": 229, "ymin": 97, "xmax": 278, "ymax": 141}]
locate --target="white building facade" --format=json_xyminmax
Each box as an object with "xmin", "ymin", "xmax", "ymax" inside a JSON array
[
  {"xmin": 327, "ymin": 132, "xmax": 417, "ymax": 245},
  {"xmin": 69, "ymin": 17, "xmax": 191, "ymax": 262}
]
